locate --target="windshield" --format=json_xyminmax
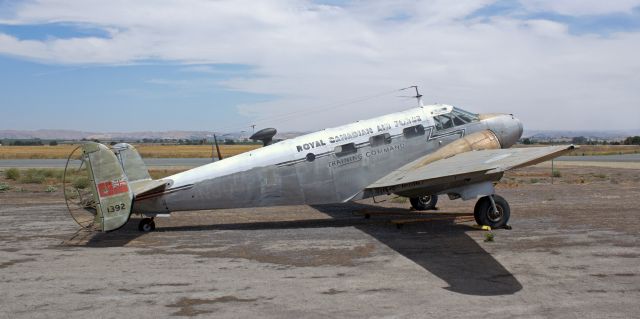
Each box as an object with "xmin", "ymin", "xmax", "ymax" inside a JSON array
[
  {"xmin": 452, "ymin": 107, "xmax": 479, "ymax": 122},
  {"xmin": 434, "ymin": 107, "xmax": 479, "ymax": 130}
]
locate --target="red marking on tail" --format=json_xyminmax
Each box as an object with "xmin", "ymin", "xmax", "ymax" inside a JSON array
[{"xmin": 97, "ymin": 180, "xmax": 129, "ymax": 198}]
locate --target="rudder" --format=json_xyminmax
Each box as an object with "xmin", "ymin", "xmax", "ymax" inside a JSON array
[{"xmin": 81, "ymin": 142, "xmax": 134, "ymax": 231}]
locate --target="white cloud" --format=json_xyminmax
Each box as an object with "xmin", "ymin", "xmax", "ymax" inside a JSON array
[
  {"xmin": 520, "ymin": 0, "xmax": 640, "ymax": 16},
  {"xmin": 0, "ymin": 0, "xmax": 639, "ymax": 130}
]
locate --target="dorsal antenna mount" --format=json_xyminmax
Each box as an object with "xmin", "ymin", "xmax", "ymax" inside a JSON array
[{"xmin": 400, "ymin": 85, "xmax": 423, "ymax": 107}]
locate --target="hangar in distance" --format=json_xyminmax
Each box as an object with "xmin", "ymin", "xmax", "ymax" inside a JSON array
[{"xmin": 63, "ymin": 91, "xmax": 574, "ymax": 232}]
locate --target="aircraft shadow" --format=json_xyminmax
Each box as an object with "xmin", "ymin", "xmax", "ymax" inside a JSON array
[
  {"xmin": 80, "ymin": 202, "xmax": 522, "ymax": 296},
  {"xmin": 313, "ymin": 203, "xmax": 522, "ymax": 296}
]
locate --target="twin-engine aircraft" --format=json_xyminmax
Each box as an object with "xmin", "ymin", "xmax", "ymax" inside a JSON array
[{"xmin": 63, "ymin": 101, "xmax": 573, "ymax": 232}]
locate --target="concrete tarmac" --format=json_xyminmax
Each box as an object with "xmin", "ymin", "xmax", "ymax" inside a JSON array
[{"xmin": 1, "ymin": 165, "xmax": 639, "ymax": 318}]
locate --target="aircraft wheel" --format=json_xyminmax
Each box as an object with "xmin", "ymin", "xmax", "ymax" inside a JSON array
[
  {"xmin": 138, "ymin": 218, "xmax": 156, "ymax": 232},
  {"xmin": 474, "ymin": 195, "xmax": 510, "ymax": 228},
  {"xmin": 410, "ymin": 195, "xmax": 438, "ymax": 211}
]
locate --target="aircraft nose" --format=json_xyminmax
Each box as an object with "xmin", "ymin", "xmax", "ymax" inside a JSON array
[{"xmin": 481, "ymin": 114, "xmax": 523, "ymax": 148}]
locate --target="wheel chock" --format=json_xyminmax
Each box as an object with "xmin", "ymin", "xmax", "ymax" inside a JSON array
[{"xmin": 472, "ymin": 224, "xmax": 492, "ymax": 231}]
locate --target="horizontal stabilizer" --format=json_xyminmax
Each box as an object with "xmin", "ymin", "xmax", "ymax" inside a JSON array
[{"xmin": 132, "ymin": 179, "xmax": 173, "ymax": 198}]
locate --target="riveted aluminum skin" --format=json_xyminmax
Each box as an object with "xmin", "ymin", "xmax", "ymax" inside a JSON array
[{"xmin": 133, "ymin": 104, "xmax": 523, "ymax": 214}]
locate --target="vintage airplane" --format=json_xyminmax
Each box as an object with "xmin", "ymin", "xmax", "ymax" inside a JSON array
[{"xmin": 63, "ymin": 97, "xmax": 574, "ymax": 232}]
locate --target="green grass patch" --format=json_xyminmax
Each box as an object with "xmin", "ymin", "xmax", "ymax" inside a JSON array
[
  {"xmin": 19, "ymin": 168, "xmax": 64, "ymax": 184},
  {"xmin": 552, "ymin": 170, "xmax": 561, "ymax": 178},
  {"xmin": 4, "ymin": 168, "xmax": 20, "ymax": 180},
  {"xmin": 484, "ymin": 232, "xmax": 495, "ymax": 242},
  {"xmin": 0, "ymin": 183, "xmax": 11, "ymax": 192},
  {"xmin": 71, "ymin": 177, "xmax": 90, "ymax": 189}
]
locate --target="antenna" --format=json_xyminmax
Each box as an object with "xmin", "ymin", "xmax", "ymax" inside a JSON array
[{"xmin": 399, "ymin": 85, "xmax": 423, "ymax": 107}]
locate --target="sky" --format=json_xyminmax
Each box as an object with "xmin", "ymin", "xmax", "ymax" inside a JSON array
[{"xmin": 0, "ymin": 0, "xmax": 639, "ymax": 133}]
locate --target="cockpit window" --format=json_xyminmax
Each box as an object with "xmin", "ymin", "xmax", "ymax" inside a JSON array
[
  {"xmin": 452, "ymin": 107, "xmax": 479, "ymax": 122},
  {"xmin": 452, "ymin": 114, "xmax": 466, "ymax": 126},
  {"xmin": 434, "ymin": 107, "xmax": 479, "ymax": 130},
  {"xmin": 435, "ymin": 114, "xmax": 454, "ymax": 130}
]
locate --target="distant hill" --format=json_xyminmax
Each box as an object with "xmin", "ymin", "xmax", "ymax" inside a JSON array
[
  {"xmin": 523, "ymin": 129, "xmax": 640, "ymax": 141},
  {"xmin": 0, "ymin": 129, "xmax": 308, "ymax": 141}
]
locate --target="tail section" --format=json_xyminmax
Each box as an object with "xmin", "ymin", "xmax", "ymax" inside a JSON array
[
  {"xmin": 65, "ymin": 142, "xmax": 173, "ymax": 232},
  {"xmin": 81, "ymin": 142, "xmax": 134, "ymax": 231},
  {"xmin": 111, "ymin": 143, "xmax": 173, "ymax": 198}
]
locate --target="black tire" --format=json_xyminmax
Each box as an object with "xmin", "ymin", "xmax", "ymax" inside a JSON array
[
  {"xmin": 473, "ymin": 197, "xmax": 488, "ymax": 225},
  {"xmin": 474, "ymin": 195, "xmax": 510, "ymax": 228},
  {"xmin": 410, "ymin": 195, "xmax": 438, "ymax": 211},
  {"xmin": 138, "ymin": 218, "xmax": 156, "ymax": 232}
]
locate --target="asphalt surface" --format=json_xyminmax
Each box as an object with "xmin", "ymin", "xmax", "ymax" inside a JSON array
[
  {"xmin": 0, "ymin": 153, "xmax": 638, "ymax": 168},
  {"xmin": 1, "ymin": 165, "xmax": 639, "ymax": 318}
]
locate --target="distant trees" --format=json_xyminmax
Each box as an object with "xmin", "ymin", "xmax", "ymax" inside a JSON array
[
  {"xmin": 49, "ymin": 140, "xmax": 58, "ymax": 146},
  {"xmin": 10, "ymin": 140, "xmax": 43, "ymax": 146},
  {"xmin": 521, "ymin": 138, "xmax": 532, "ymax": 145},
  {"xmin": 571, "ymin": 136, "xmax": 587, "ymax": 144},
  {"xmin": 623, "ymin": 136, "xmax": 640, "ymax": 145}
]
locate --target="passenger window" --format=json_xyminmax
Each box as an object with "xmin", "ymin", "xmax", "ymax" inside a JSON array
[
  {"xmin": 369, "ymin": 133, "xmax": 391, "ymax": 147},
  {"xmin": 403, "ymin": 125, "xmax": 425, "ymax": 138},
  {"xmin": 334, "ymin": 143, "xmax": 357, "ymax": 156}
]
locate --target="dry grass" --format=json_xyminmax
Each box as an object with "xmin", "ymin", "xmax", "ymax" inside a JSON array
[
  {"xmin": 0, "ymin": 144, "xmax": 260, "ymax": 159},
  {"xmin": 149, "ymin": 168, "xmax": 189, "ymax": 179},
  {"xmin": 135, "ymin": 144, "xmax": 259, "ymax": 158},
  {"xmin": 566, "ymin": 145, "xmax": 640, "ymax": 156},
  {"xmin": 1, "ymin": 143, "xmax": 637, "ymax": 160},
  {"xmin": 515, "ymin": 144, "xmax": 639, "ymax": 155}
]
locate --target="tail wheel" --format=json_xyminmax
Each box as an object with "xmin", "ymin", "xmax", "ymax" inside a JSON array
[
  {"xmin": 410, "ymin": 195, "xmax": 438, "ymax": 211},
  {"xmin": 63, "ymin": 146, "xmax": 98, "ymax": 230},
  {"xmin": 138, "ymin": 218, "xmax": 156, "ymax": 232},
  {"xmin": 474, "ymin": 195, "xmax": 510, "ymax": 228}
]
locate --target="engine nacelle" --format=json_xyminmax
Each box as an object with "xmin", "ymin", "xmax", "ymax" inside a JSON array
[{"xmin": 415, "ymin": 130, "xmax": 501, "ymax": 168}]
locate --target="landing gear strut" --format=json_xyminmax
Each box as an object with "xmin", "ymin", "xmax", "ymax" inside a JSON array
[
  {"xmin": 410, "ymin": 195, "xmax": 438, "ymax": 211},
  {"xmin": 474, "ymin": 194, "xmax": 510, "ymax": 228},
  {"xmin": 138, "ymin": 217, "xmax": 156, "ymax": 232}
]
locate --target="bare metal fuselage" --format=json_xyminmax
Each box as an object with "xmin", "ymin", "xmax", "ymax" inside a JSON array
[{"xmin": 133, "ymin": 105, "xmax": 522, "ymax": 215}]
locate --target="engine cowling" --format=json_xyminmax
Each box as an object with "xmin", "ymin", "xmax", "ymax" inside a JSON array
[{"xmin": 415, "ymin": 130, "xmax": 501, "ymax": 168}]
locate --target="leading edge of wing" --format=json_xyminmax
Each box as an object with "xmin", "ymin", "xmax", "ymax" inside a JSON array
[{"xmin": 367, "ymin": 145, "xmax": 576, "ymax": 189}]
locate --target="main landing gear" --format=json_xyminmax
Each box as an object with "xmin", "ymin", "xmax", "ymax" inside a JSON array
[
  {"xmin": 138, "ymin": 217, "xmax": 156, "ymax": 232},
  {"xmin": 410, "ymin": 195, "xmax": 438, "ymax": 211},
  {"xmin": 474, "ymin": 194, "xmax": 510, "ymax": 228}
]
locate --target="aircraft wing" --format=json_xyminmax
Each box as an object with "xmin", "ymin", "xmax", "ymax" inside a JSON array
[{"xmin": 366, "ymin": 145, "xmax": 575, "ymax": 194}]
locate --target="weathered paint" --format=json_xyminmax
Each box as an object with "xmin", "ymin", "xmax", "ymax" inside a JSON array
[{"xmin": 133, "ymin": 104, "xmax": 523, "ymax": 214}]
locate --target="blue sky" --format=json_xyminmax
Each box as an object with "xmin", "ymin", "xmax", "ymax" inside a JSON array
[
  {"xmin": 0, "ymin": 1, "xmax": 639, "ymax": 132},
  {"xmin": 0, "ymin": 57, "xmax": 270, "ymax": 131}
]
